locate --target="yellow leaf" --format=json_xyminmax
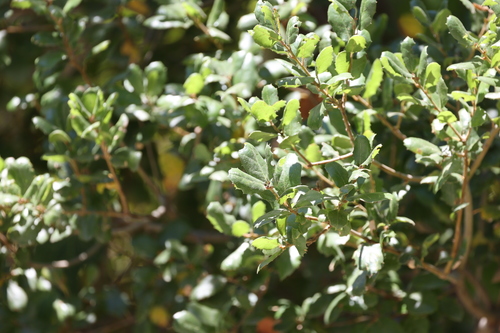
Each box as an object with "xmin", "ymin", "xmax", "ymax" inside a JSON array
[
  {"xmin": 158, "ymin": 152, "xmax": 185, "ymax": 193},
  {"xmin": 149, "ymin": 306, "xmax": 170, "ymax": 328},
  {"xmin": 398, "ymin": 13, "xmax": 424, "ymax": 38}
]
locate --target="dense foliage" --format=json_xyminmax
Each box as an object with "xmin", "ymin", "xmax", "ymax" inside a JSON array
[{"xmin": 1, "ymin": 0, "xmax": 500, "ymax": 332}]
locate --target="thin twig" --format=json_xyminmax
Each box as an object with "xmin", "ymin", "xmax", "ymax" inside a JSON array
[
  {"xmin": 468, "ymin": 125, "xmax": 500, "ymax": 178},
  {"xmin": 351, "ymin": 95, "xmax": 407, "ymax": 141},
  {"xmin": 49, "ymin": 12, "xmax": 92, "ymax": 85},
  {"xmin": 310, "ymin": 152, "xmax": 353, "ymax": 166},
  {"xmin": 230, "ymin": 276, "xmax": 271, "ymax": 333},
  {"xmin": 6, "ymin": 25, "xmax": 54, "ymax": 33},
  {"xmin": 190, "ymin": 15, "xmax": 223, "ymax": 50},
  {"xmin": 372, "ymin": 160, "xmax": 424, "ymax": 183},
  {"xmin": 292, "ymin": 146, "xmax": 335, "ymax": 187},
  {"xmin": 30, "ymin": 243, "xmax": 102, "ymax": 269},
  {"xmin": 100, "ymin": 143, "xmax": 129, "ymax": 214}
]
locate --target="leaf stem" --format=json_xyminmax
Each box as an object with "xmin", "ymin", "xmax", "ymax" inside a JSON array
[
  {"xmin": 100, "ymin": 143, "xmax": 129, "ymax": 214},
  {"xmin": 309, "ymin": 152, "xmax": 353, "ymax": 166},
  {"xmin": 292, "ymin": 145, "xmax": 335, "ymax": 187}
]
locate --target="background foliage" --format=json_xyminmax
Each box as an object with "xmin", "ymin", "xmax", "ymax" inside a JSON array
[{"xmin": 1, "ymin": 0, "xmax": 500, "ymax": 332}]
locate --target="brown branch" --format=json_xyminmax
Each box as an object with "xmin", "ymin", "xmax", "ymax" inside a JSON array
[
  {"xmin": 468, "ymin": 125, "xmax": 500, "ymax": 178},
  {"xmin": 351, "ymin": 95, "xmax": 407, "ymax": 141},
  {"xmin": 230, "ymin": 276, "xmax": 271, "ymax": 333},
  {"xmin": 310, "ymin": 152, "xmax": 353, "ymax": 166},
  {"xmin": 68, "ymin": 158, "xmax": 88, "ymax": 210},
  {"xmin": 349, "ymin": 229, "xmax": 458, "ymax": 284},
  {"xmin": 49, "ymin": 12, "xmax": 92, "ymax": 85},
  {"xmin": 30, "ymin": 243, "xmax": 102, "ymax": 269},
  {"xmin": 306, "ymin": 224, "xmax": 331, "ymax": 245},
  {"xmin": 189, "ymin": 15, "xmax": 223, "ymax": 50},
  {"xmin": 372, "ymin": 160, "xmax": 424, "ymax": 183},
  {"xmin": 292, "ymin": 146, "xmax": 335, "ymax": 187},
  {"xmin": 456, "ymin": 279, "xmax": 496, "ymax": 322},
  {"xmin": 100, "ymin": 143, "xmax": 129, "ymax": 214},
  {"xmin": 6, "ymin": 24, "xmax": 54, "ymax": 33},
  {"xmin": 278, "ymin": 39, "xmax": 356, "ymax": 144},
  {"xmin": 463, "ymin": 270, "xmax": 492, "ymax": 310}
]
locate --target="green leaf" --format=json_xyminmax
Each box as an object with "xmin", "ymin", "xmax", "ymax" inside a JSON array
[
  {"xmin": 184, "ymin": 73, "xmax": 204, "ymax": 95},
  {"xmin": 431, "ymin": 8, "xmax": 451, "ymax": 34},
  {"xmin": 275, "ymin": 246, "xmax": 301, "ymax": 280},
  {"xmin": 252, "ymin": 237, "xmax": 280, "ymax": 250},
  {"xmin": 254, "ymin": 1, "xmax": 277, "ymax": 29},
  {"xmin": 422, "ymin": 233, "xmax": 439, "ymax": 259},
  {"xmin": 328, "ymin": 1, "xmax": 354, "ymax": 42},
  {"xmin": 316, "ymin": 46, "xmax": 334, "ymax": 74},
  {"xmin": 424, "ymin": 62, "xmax": 442, "ymax": 88},
  {"xmin": 335, "ymin": 51, "xmax": 350, "ymax": 74},
  {"xmin": 6, "ymin": 157, "xmax": 35, "ymax": 194},
  {"xmin": 403, "ymin": 137, "xmax": 441, "ymax": 155},
  {"xmin": 254, "ymin": 209, "xmax": 288, "ymax": 228},
  {"xmin": 359, "ymin": 0, "xmax": 377, "ymax": 30},
  {"xmin": 437, "ymin": 111, "xmax": 458, "ymax": 123},
  {"xmin": 257, "ymin": 248, "xmax": 284, "ymax": 272},
  {"xmin": 401, "ymin": 37, "xmax": 418, "ymax": 72},
  {"xmin": 62, "ymin": 0, "xmax": 82, "ymax": 13},
  {"xmin": 110, "ymin": 147, "xmax": 142, "ymax": 171},
  {"xmin": 363, "ymin": 59, "xmax": 383, "ymax": 99},
  {"xmin": 190, "ymin": 275, "xmax": 226, "ymax": 301},
  {"xmin": 282, "ymin": 99, "xmax": 300, "ymax": 126},
  {"xmin": 381, "ymin": 52, "xmax": 412, "ymax": 79},
  {"xmin": 353, "ymin": 243, "xmax": 384, "ymax": 275},
  {"xmin": 286, "ymin": 16, "xmax": 301, "ymax": 44},
  {"xmin": 173, "ymin": 310, "xmax": 203, "ymax": 333},
  {"xmin": 248, "ymin": 131, "xmax": 278, "ymax": 142},
  {"xmin": 325, "ymin": 162, "xmax": 349, "ymax": 187},
  {"xmin": 69, "ymin": 110, "xmax": 91, "ymax": 136},
  {"xmin": 238, "ymin": 143, "xmax": 270, "ymax": 182},
  {"xmin": 417, "ymin": 46, "xmax": 428, "ymax": 79},
  {"xmin": 356, "ymin": 192, "xmax": 390, "ymax": 203},
  {"xmin": 277, "ymin": 76, "xmax": 315, "ymax": 87},
  {"xmin": 324, "ymin": 293, "xmax": 347, "ymax": 325},
  {"xmin": 353, "ymin": 135, "xmax": 371, "ymax": 166},
  {"xmin": 412, "ymin": 6, "xmax": 430, "ymax": 26},
  {"xmin": 404, "ymin": 292, "xmax": 438, "ymax": 315},
  {"xmin": 446, "ymin": 15, "xmax": 476, "ymax": 47},
  {"xmin": 145, "ymin": 61, "xmax": 167, "ymax": 96},
  {"xmin": 206, "ymin": 0, "xmax": 224, "ymax": 27},
  {"xmin": 228, "ymin": 168, "xmax": 268, "ymax": 195},
  {"xmin": 251, "ymin": 25, "xmax": 280, "ymax": 48},
  {"xmin": 328, "ymin": 209, "xmax": 351, "ymax": 236},
  {"xmin": 221, "ymin": 243, "xmax": 250, "ymax": 271},
  {"xmin": 297, "ymin": 33, "xmax": 320, "ymax": 58},
  {"xmin": 345, "ymin": 35, "xmax": 367, "ymax": 53},
  {"xmin": 273, "ymin": 154, "xmax": 302, "ymax": 195},
  {"xmin": 48, "ymin": 130, "xmax": 71, "ymax": 144},
  {"xmin": 262, "ymin": 84, "xmax": 279, "ymax": 105},
  {"xmin": 206, "ymin": 202, "xmax": 234, "ymax": 235},
  {"xmin": 7, "ymin": 281, "xmax": 28, "ymax": 311},
  {"xmin": 307, "ymin": 102, "xmax": 323, "ymax": 130},
  {"xmin": 250, "ymin": 100, "xmax": 278, "ymax": 122}
]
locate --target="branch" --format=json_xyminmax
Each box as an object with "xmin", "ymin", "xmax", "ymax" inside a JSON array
[
  {"xmin": 100, "ymin": 143, "xmax": 129, "ymax": 214},
  {"xmin": 349, "ymin": 229, "xmax": 458, "ymax": 284},
  {"xmin": 292, "ymin": 146, "xmax": 335, "ymax": 187},
  {"xmin": 372, "ymin": 160, "xmax": 424, "ymax": 183},
  {"xmin": 6, "ymin": 25, "xmax": 54, "ymax": 33},
  {"xmin": 469, "ymin": 125, "xmax": 500, "ymax": 178},
  {"xmin": 48, "ymin": 12, "xmax": 92, "ymax": 85},
  {"xmin": 310, "ymin": 152, "xmax": 353, "ymax": 166},
  {"xmin": 30, "ymin": 243, "xmax": 102, "ymax": 269},
  {"xmin": 351, "ymin": 95, "xmax": 407, "ymax": 141}
]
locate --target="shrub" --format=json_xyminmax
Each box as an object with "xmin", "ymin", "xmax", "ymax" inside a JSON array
[{"xmin": 0, "ymin": 0, "xmax": 500, "ymax": 332}]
